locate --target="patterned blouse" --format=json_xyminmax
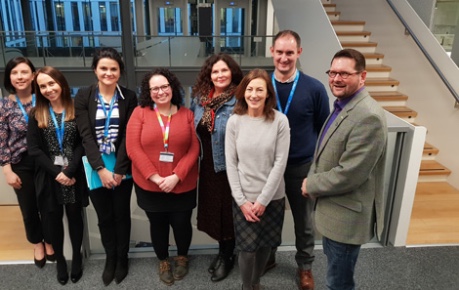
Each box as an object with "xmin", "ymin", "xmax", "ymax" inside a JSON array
[
  {"xmin": 0, "ymin": 97, "xmax": 33, "ymax": 166},
  {"xmin": 43, "ymin": 113, "xmax": 78, "ymax": 204}
]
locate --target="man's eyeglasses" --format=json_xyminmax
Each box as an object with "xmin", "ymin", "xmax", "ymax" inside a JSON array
[
  {"xmin": 326, "ymin": 70, "xmax": 361, "ymax": 79},
  {"xmin": 149, "ymin": 84, "xmax": 171, "ymax": 93}
]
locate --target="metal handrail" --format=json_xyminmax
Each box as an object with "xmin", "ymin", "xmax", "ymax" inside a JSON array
[{"xmin": 387, "ymin": 0, "xmax": 459, "ymax": 105}]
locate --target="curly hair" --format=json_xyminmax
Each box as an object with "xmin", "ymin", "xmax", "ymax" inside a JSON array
[
  {"xmin": 233, "ymin": 69, "xmax": 277, "ymax": 121},
  {"xmin": 138, "ymin": 68, "xmax": 183, "ymax": 109},
  {"xmin": 192, "ymin": 53, "xmax": 243, "ymax": 97}
]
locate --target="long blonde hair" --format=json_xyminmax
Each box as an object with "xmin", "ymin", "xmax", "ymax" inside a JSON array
[{"xmin": 33, "ymin": 66, "xmax": 74, "ymax": 128}]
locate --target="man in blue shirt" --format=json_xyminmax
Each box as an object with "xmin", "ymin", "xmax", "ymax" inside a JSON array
[{"xmin": 268, "ymin": 30, "xmax": 330, "ymax": 290}]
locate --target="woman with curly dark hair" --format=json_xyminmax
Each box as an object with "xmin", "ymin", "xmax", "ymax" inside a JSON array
[
  {"xmin": 191, "ymin": 53, "xmax": 243, "ymax": 282},
  {"xmin": 126, "ymin": 68, "xmax": 199, "ymax": 286}
]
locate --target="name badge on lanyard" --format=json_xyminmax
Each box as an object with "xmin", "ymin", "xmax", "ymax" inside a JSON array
[
  {"xmin": 98, "ymin": 92, "xmax": 117, "ymax": 154},
  {"xmin": 49, "ymin": 107, "xmax": 68, "ymax": 167},
  {"xmin": 154, "ymin": 105, "xmax": 174, "ymax": 163}
]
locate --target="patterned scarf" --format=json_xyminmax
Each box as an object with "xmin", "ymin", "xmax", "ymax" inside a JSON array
[{"xmin": 199, "ymin": 84, "xmax": 236, "ymax": 132}]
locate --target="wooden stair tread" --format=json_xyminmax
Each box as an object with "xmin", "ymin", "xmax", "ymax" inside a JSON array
[
  {"xmin": 419, "ymin": 160, "xmax": 451, "ymax": 176},
  {"xmin": 336, "ymin": 31, "xmax": 371, "ymax": 36},
  {"xmin": 365, "ymin": 78, "xmax": 400, "ymax": 86},
  {"xmin": 341, "ymin": 41, "xmax": 378, "ymax": 47},
  {"xmin": 383, "ymin": 106, "xmax": 418, "ymax": 118},
  {"xmin": 323, "ymin": 4, "xmax": 337, "ymax": 8},
  {"xmin": 370, "ymin": 91, "xmax": 408, "ymax": 101},
  {"xmin": 424, "ymin": 142, "xmax": 439, "ymax": 156},
  {"xmin": 331, "ymin": 20, "xmax": 366, "ymax": 25},
  {"xmin": 363, "ymin": 52, "xmax": 384, "ymax": 59},
  {"xmin": 327, "ymin": 11, "xmax": 341, "ymax": 16},
  {"xmin": 366, "ymin": 64, "xmax": 392, "ymax": 72}
]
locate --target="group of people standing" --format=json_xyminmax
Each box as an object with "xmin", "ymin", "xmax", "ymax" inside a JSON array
[{"xmin": 1, "ymin": 29, "xmax": 387, "ymax": 290}]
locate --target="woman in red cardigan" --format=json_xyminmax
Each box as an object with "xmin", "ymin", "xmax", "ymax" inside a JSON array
[{"xmin": 126, "ymin": 68, "xmax": 199, "ymax": 286}]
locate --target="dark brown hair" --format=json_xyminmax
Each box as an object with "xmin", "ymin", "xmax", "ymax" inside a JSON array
[
  {"xmin": 3, "ymin": 57, "xmax": 36, "ymax": 94},
  {"xmin": 192, "ymin": 53, "xmax": 243, "ymax": 97},
  {"xmin": 138, "ymin": 68, "xmax": 183, "ymax": 109},
  {"xmin": 234, "ymin": 69, "xmax": 276, "ymax": 121},
  {"xmin": 331, "ymin": 48, "xmax": 366, "ymax": 72},
  {"xmin": 272, "ymin": 30, "xmax": 301, "ymax": 48}
]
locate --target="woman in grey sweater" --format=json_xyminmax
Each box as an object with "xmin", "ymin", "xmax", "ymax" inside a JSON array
[{"xmin": 225, "ymin": 69, "xmax": 290, "ymax": 290}]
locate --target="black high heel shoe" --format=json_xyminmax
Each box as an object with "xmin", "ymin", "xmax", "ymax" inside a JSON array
[
  {"xmin": 57, "ymin": 258, "xmax": 69, "ymax": 285},
  {"xmin": 70, "ymin": 253, "xmax": 83, "ymax": 283},
  {"xmin": 70, "ymin": 269, "xmax": 83, "ymax": 283}
]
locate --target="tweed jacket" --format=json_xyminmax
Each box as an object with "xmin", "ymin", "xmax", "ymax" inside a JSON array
[{"xmin": 307, "ymin": 88, "xmax": 387, "ymax": 245}]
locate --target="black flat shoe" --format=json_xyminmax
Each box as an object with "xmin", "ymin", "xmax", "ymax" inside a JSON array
[
  {"xmin": 70, "ymin": 269, "xmax": 83, "ymax": 283},
  {"xmin": 46, "ymin": 253, "xmax": 56, "ymax": 262},
  {"xmin": 34, "ymin": 245, "xmax": 46, "ymax": 269},
  {"xmin": 34, "ymin": 256, "xmax": 46, "ymax": 269}
]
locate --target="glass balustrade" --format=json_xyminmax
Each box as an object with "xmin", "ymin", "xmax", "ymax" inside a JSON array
[{"xmin": 0, "ymin": 32, "xmax": 274, "ymax": 69}]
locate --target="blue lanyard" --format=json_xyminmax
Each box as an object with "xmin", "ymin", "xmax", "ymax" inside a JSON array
[
  {"xmin": 272, "ymin": 71, "xmax": 299, "ymax": 115},
  {"xmin": 97, "ymin": 91, "xmax": 117, "ymax": 138},
  {"xmin": 49, "ymin": 106, "xmax": 66, "ymax": 153},
  {"xmin": 16, "ymin": 94, "xmax": 36, "ymax": 123}
]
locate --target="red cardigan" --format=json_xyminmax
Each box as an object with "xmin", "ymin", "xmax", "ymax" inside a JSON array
[{"xmin": 126, "ymin": 106, "xmax": 199, "ymax": 193}]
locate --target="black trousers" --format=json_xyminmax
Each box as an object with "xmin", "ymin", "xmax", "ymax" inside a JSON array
[
  {"xmin": 89, "ymin": 179, "xmax": 133, "ymax": 258},
  {"xmin": 11, "ymin": 153, "xmax": 49, "ymax": 244},
  {"xmin": 145, "ymin": 209, "xmax": 193, "ymax": 261},
  {"xmin": 46, "ymin": 202, "xmax": 84, "ymax": 261}
]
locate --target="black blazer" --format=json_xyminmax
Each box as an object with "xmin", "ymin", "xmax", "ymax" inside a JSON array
[
  {"xmin": 27, "ymin": 110, "xmax": 88, "ymax": 211},
  {"xmin": 74, "ymin": 84, "xmax": 137, "ymax": 176}
]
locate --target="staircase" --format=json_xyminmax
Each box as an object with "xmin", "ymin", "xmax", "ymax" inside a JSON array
[
  {"xmin": 323, "ymin": 0, "xmax": 451, "ymax": 182},
  {"xmin": 322, "ymin": 0, "xmax": 459, "ymax": 245}
]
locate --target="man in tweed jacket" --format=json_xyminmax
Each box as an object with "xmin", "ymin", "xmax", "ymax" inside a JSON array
[{"xmin": 301, "ymin": 49, "xmax": 387, "ymax": 290}]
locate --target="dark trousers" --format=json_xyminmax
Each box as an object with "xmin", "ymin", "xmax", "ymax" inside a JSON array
[
  {"xmin": 145, "ymin": 209, "xmax": 193, "ymax": 261},
  {"xmin": 46, "ymin": 202, "xmax": 84, "ymax": 261},
  {"xmin": 11, "ymin": 153, "xmax": 49, "ymax": 244},
  {"xmin": 284, "ymin": 162, "xmax": 315, "ymax": 269},
  {"xmin": 90, "ymin": 179, "xmax": 133, "ymax": 258}
]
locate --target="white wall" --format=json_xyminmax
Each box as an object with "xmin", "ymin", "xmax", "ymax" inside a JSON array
[{"xmin": 337, "ymin": 0, "xmax": 459, "ymax": 189}]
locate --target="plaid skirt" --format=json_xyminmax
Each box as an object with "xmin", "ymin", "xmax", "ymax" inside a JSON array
[{"xmin": 232, "ymin": 197, "xmax": 285, "ymax": 252}]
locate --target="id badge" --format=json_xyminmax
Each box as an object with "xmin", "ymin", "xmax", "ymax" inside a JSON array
[
  {"xmin": 54, "ymin": 155, "xmax": 65, "ymax": 166},
  {"xmin": 159, "ymin": 152, "xmax": 174, "ymax": 163}
]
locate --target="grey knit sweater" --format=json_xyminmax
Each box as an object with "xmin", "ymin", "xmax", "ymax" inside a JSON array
[{"xmin": 225, "ymin": 110, "xmax": 290, "ymax": 207}]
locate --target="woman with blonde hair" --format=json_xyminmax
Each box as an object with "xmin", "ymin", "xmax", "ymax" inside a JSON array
[{"xmin": 27, "ymin": 66, "xmax": 88, "ymax": 285}]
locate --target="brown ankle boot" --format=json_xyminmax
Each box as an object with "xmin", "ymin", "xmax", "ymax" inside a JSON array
[
  {"xmin": 159, "ymin": 259, "xmax": 174, "ymax": 286},
  {"xmin": 173, "ymin": 255, "xmax": 189, "ymax": 280}
]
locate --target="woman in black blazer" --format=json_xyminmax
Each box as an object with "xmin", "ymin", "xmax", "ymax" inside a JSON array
[
  {"xmin": 74, "ymin": 47, "xmax": 137, "ymax": 286},
  {"xmin": 27, "ymin": 66, "xmax": 88, "ymax": 285}
]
